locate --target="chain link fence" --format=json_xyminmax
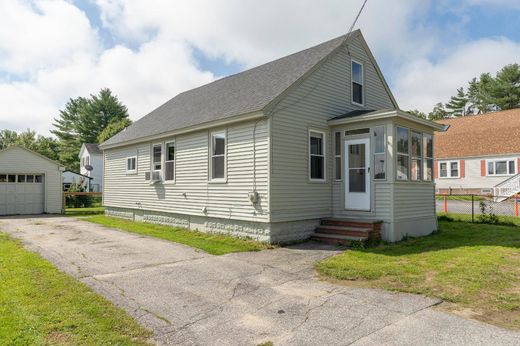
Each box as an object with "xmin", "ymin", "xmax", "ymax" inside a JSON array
[{"xmin": 436, "ymin": 193, "xmax": 520, "ymax": 223}]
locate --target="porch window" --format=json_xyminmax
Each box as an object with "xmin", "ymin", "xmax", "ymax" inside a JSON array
[
  {"xmin": 373, "ymin": 126, "xmax": 386, "ymax": 180},
  {"xmin": 487, "ymin": 159, "xmax": 516, "ymax": 176},
  {"xmin": 210, "ymin": 131, "xmax": 226, "ymax": 181},
  {"xmin": 439, "ymin": 160, "xmax": 459, "ymax": 178},
  {"xmin": 396, "ymin": 127, "xmax": 409, "ymax": 180},
  {"xmin": 351, "ymin": 60, "xmax": 364, "ymax": 105},
  {"xmin": 126, "ymin": 156, "xmax": 137, "ymax": 174},
  {"xmin": 411, "ymin": 131, "xmax": 422, "ymax": 181},
  {"xmin": 165, "ymin": 142, "xmax": 175, "ymax": 181},
  {"xmin": 334, "ymin": 132, "xmax": 341, "ymax": 180},
  {"xmin": 309, "ymin": 131, "xmax": 325, "ymax": 181},
  {"xmin": 423, "ymin": 134, "xmax": 433, "ymax": 181},
  {"xmin": 152, "ymin": 144, "xmax": 162, "ymax": 171}
]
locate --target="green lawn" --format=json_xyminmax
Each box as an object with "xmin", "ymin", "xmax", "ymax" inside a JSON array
[
  {"xmin": 82, "ymin": 215, "xmax": 273, "ymax": 255},
  {"xmin": 437, "ymin": 212, "xmax": 520, "ymax": 226},
  {"xmin": 435, "ymin": 195, "xmax": 484, "ymax": 201},
  {"xmin": 316, "ymin": 220, "xmax": 520, "ymax": 330},
  {"xmin": 0, "ymin": 232, "xmax": 151, "ymax": 345},
  {"xmin": 65, "ymin": 207, "xmax": 105, "ymax": 217}
]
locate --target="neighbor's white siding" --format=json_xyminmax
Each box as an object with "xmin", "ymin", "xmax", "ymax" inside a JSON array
[
  {"xmin": 269, "ymin": 34, "xmax": 396, "ymax": 222},
  {"xmin": 0, "ymin": 146, "xmax": 63, "ymax": 214},
  {"xmin": 80, "ymin": 151, "xmax": 103, "ymax": 192},
  {"xmin": 103, "ymin": 119, "xmax": 269, "ymax": 222}
]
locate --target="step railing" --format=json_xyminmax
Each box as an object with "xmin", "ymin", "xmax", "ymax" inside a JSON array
[{"xmin": 494, "ymin": 173, "xmax": 520, "ymax": 202}]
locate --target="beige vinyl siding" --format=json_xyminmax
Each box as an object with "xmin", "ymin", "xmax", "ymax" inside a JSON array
[
  {"xmin": 0, "ymin": 146, "xmax": 63, "ymax": 214},
  {"xmin": 269, "ymin": 34, "xmax": 396, "ymax": 222},
  {"xmin": 393, "ymin": 183, "xmax": 436, "ymax": 220},
  {"xmin": 103, "ymin": 119, "xmax": 269, "ymax": 222}
]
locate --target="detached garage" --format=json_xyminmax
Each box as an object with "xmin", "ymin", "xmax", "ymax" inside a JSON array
[{"xmin": 0, "ymin": 146, "xmax": 64, "ymax": 215}]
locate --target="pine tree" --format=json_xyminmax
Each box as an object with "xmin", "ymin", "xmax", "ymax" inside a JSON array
[
  {"xmin": 428, "ymin": 102, "xmax": 449, "ymax": 120},
  {"xmin": 491, "ymin": 64, "xmax": 520, "ymax": 110},
  {"xmin": 445, "ymin": 87, "xmax": 469, "ymax": 116},
  {"xmin": 97, "ymin": 118, "xmax": 132, "ymax": 143}
]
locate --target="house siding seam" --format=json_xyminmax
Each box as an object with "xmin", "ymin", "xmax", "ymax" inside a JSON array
[{"xmin": 103, "ymin": 119, "xmax": 269, "ymax": 223}]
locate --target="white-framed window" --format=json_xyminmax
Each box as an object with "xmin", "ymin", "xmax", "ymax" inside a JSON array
[
  {"xmin": 373, "ymin": 126, "xmax": 386, "ymax": 180},
  {"xmin": 487, "ymin": 159, "xmax": 516, "ymax": 176},
  {"xmin": 439, "ymin": 160, "xmax": 460, "ymax": 178},
  {"xmin": 126, "ymin": 156, "xmax": 137, "ymax": 174},
  {"xmin": 165, "ymin": 141, "xmax": 175, "ymax": 181},
  {"xmin": 351, "ymin": 60, "xmax": 364, "ymax": 105},
  {"xmin": 210, "ymin": 130, "xmax": 226, "ymax": 181},
  {"xmin": 411, "ymin": 131, "xmax": 422, "ymax": 181},
  {"xmin": 334, "ymin": 132, "xmax": 342, "ymax": 181},
  {"xmin": 396, "ymin": 127, "xmax": 409, "ymax": 180},
  {"xmin": 152, "ymin": 143, "xmax": 162, "ymax": 171},
  {"xmin": 423, "ymin": 134, "xmax": 433, "ymax": 181},
  {"xmin": 309, "ymin": 130, "xmax": 326, "ymax": 181}
]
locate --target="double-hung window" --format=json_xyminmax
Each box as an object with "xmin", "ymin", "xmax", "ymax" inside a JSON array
[
  {"xmin": 152, "ymin": 144, "xmax": 162, "ymax": 171},
  {"xmin": 210, "ymin": 131, "xmax": 226, "ymax": 181},
  {"xmin": 309, "ymin": 131, "xmax": 325, "ymax": 181},
  {"xmin": 373, "ymin": 126, "xmax": 386, "ymax": 180},
  {"xmin": 487, "ymin": 159, "xmax": 516, "ymax": 176},
  {"xmin": 396, "ymin": 127, "xmax": 409, "ymax": 180},
  {"xmin": 439, "ymin": 160, "xmax": 459, "ymax": 178},
  {"xmin": 351, "ymin": 60, "xmax": 364, "ymax": 105},
  {"xmin": 423, "ymin": 134, "xmax": 433, "ymax": 181},
  {"xmin": 411, "ymin": 131, "xmax": 422, "ymax": 181},
  {"xmin": 126, "ymin": 156, "xmax": 137, "ymax": 174},
  {"xmin": 334, "ymin": 132, "xmax": 341, "ymax": 181},
  {"xmin": 165, "ymin": 142, "xmax": 175, "ymax": 181}
]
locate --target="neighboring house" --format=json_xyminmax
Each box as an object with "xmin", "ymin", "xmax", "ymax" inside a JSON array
[
  {"xmin": 100, "ymin": 30, "xmax": 446, "ymax": 243},
  {"xmin": 79, "ymin": 143, "xmax": 103, "ymax": 192},
  {"xmin": 62, "ymin": 170, "xmax": 92, "ymax": 191},
  {"xmin": 434, "ymin": 109, "xmax": 520, "ymax": 199},
  {"xmin": 0, "ymin": 146, "xmax": 64, "ymax": 215}
]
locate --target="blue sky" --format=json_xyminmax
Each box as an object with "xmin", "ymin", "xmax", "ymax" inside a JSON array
[{"xmin": 0, "ymin": 0, "xmax": 519, "ymax": 134}]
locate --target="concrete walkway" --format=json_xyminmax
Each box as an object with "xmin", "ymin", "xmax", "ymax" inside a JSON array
[{"xmin": 1, "ymin": 216, "xmax": 519, "ymax": 345}]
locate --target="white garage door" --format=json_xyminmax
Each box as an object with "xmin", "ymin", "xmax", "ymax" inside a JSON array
[{"xmin": 0, "ymin": 174, "xmax": 45, "ymax": 215}]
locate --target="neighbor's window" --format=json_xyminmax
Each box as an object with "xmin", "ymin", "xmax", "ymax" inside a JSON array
[
  {"xmin": 487, "ymin": 159, "xmax": 516, "ymax": 175},
  {"xmin": 165, "ymin": 141, "xmax": 175, "ymax": 181},
  {"xmin": 152, "ymin": 144, "xmax": 162, "ymax": 171},
  {"xmin": 373, "ymin": 126, "xmax": 386, "ymax": 180},
  {"xmin": 439, "ymin": 160, "xmax": 459, "ymax": 178},
  {"xmin": 310, "ymin": 131, "xmax": 325, "ymax": 181},
  {"xmin": 396, "ymin": 127, "xmax": 409, "ymax": 180},
  {"xmin": 211, "ymin": 131, "xmax": 226, "ymax": 181},
  {"xmin": 351, "ymin": 60, "xmax": 364, "ymax": 105},
  {"xmin": 334, "ymin": 132, "xmax": 341, "ymax": 180},
  {"xmin": 126, "ymin": 156, "xmax": 137, "ymax": 173},
  {"xmin": 423, "ymin": 134, "xmax": 433, "ymax": 181},
  {"xmin": 411, "ymin": 131, "xmax": 422, "ymax": 181}
]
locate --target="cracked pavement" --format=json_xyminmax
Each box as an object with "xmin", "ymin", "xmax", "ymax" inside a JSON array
[{"xmin": 1, "ymin": 215, "xmax": 519, "ymax": 345}]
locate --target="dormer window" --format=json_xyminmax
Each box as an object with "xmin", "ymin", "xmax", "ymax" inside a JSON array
[{"xmin": 351, "ymin": 60, "xmax": 364, "ymax": 105}]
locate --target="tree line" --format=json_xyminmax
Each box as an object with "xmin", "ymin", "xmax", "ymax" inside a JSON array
[
  {"xmin": 0, "ymin": 88, "xmax": 131, "ymax": 171},
  {"xmin": 408, "ymin": 63, "xmax": 520, "ymax": 119}
]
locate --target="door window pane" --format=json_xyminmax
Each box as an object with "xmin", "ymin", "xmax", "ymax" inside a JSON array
[
  {"xmin": 349, "ymin": 169, "xmax": 366, "ymax": 192},
  {"xmin": 348, "ymin": 144, "xmax": 365, "ymax": 168}
]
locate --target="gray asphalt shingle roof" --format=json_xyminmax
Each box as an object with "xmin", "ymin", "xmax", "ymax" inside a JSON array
[
  {"xmin": 103, "ymin": 33, "xmax": 352, "ymax": 147},
  {"xmin": 84, "ymin": 143, "xmax": 102, "ymax": 155}
]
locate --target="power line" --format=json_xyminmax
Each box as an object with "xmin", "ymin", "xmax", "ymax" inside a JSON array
[{"xmin": 343, "ymin": 0, "xmax": 368, "ymax": 46}]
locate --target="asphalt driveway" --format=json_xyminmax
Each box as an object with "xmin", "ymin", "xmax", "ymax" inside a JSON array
[{"xmin": 1, "ymin": 216, "xmax": 519, "ymax": 345}]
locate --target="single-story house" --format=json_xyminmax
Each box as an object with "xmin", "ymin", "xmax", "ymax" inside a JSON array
[
  {"xmin": 434, "ymin": 109, "xmax": 520, "ymax": 199},
  {"xmin": 0, "ymin": 146, "xmax": 64, "ymax": 215},
  {"xmin": 100, "ymin": 30, "xmax": 446, "ymax": 243},
  {"xmin": 62, "ymin": 170, "xmax": 92, "ymax": 191},
  {"xmin": 79, "ymin": 143, "xmax": 103, "ymax": 192}
]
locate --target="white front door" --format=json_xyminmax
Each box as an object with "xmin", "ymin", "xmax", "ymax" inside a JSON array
[{"xmin": 345, "ymin": 138, "xmax": 370, "ymax": 211}]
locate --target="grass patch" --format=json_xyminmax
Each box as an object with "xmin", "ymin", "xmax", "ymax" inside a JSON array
[
  {"xmin": 0, "ymin": 232, "xmax": 151, "ymax": 345},
  {"xmin": 82, "ymin": 215, "xmax": 273, "ymax": 255},
  {"xmin": 436, "ymin": 195, "xmax": 484, "ymax": 201},
  {"xmin": 65, "ymin": 207, "xmax": 105, "ymax": 216},
  {"xmin": 316, "ymin": 220, "xmax": 520, "ymax": 330},
  {"xmin": 437, "ymin": 212, "xmax": 520, "ymax": 226}
]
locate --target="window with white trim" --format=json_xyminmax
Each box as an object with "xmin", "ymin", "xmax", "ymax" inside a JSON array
[
  {"xmin": 210, "ymin": 131, "xmax": 226, "ymax": 181},
  {"xmin": 165, "ymin": 141, "xmax": 175, "ymax": 181},
  {"xmin": 373, "ymin": 126, "xmax": 386, "ymax": 180},
  {"xmin": 439, "ymin": 160, "xmax": 459, "ymax": 178},
  {"xmin": 126, "ymin": 156, "xmax": 137, "ymax": 174},
  {"xmin": 423, "ymin": 134, "xmax": 433, "ymax": 181},
  {"xmin": 152, "ymin": 144, "xmax": 162, "ymax": 171},
  {"xmin": 334, "ymin": 132, "xmax": 341, "ymax": 180},
  {"xmin": 411, "ymin": 131, "xmax": 422, "ymax": 181},
  {"xmin": 487, "ymin": 159, "xmax": 516, "ymax": 176},
  {"xmin": 309, "ymin": 131, "xmax": 325, "ymax": 181},
  {"xmin": 396, "ymin": 127, "xmax": 409, "ymax": 180},
  {"xmin": 351, "ymin": 60, "xmax": 364, "ymax": 105}
]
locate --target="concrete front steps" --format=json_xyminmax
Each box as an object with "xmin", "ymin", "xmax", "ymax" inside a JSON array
[{"xmin": 310, "ymin": 218, "xmax": 382, "ymax": 245}]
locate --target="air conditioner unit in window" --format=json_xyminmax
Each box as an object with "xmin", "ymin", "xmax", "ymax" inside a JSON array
[{"xmin": 145, "ymin": 171, "xmax": 161, "ymax": 184}]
